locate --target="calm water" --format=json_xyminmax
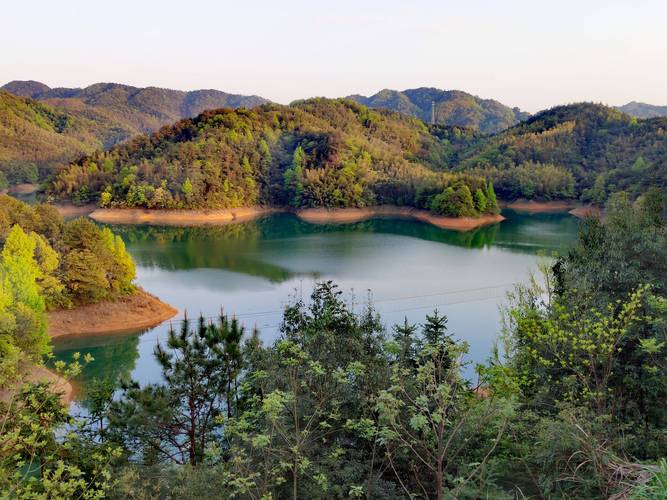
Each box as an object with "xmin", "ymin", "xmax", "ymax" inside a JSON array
[{"xmin": 53, "ymin": 210, "xmax": 580, "ymax": 400}]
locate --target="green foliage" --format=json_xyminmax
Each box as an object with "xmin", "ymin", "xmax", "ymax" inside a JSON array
[
  {"xmin": 0, "ymin": 368, "xmax": 120, "ymax": 498},
  {"xmin": 473, "ymin": 162, "xmax": 575, "ymax": 200},
  {"xmin": 429, "ymin": 182, "xmax": 477, "ymax": 217},
  {"xmin": 107, "ymin": 314, "xmax": 246, "ymax": 466},
  {"xmin": 350, "ymin": 87, "xmax": 529, "ymax": 134},
  {"xmin": 492, "ymin": 193, "xmax": 667, "ymax": 497},
  {"xmin": 49, "ymin": 99, "xmax": 491, "ymax": 213},
  {"xmin": 460, "ymin": 103, "xmax": 667, "ymax": 201},
  {"xmin": 0, "ymin": 195, "xmax": 136, "ymax": 385},
  {"xmin": 0, "ymin": 82, "xmax": 268, "ymax": 184}
]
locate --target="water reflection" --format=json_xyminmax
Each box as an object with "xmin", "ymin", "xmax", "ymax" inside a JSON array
[{"xmin": 53, "ymin": 210, "xmax": 580, "ymax": 403}]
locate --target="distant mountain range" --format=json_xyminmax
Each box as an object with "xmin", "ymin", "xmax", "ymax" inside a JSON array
[
  {"xmin": 1, "ymin": 80, "xmax": 269, "ymax": 138},
  {"xmin": 0, "ymin": 80, "xmax": 269, "ymax": 182},
  {"xmin": 1, "ymin": 80, "xmax": 665, "ymax": 204},
  {"xmin": 616, "ymin": 101, "xmax": 667, "ymax": 119},
  {"xmin": 347, "ymin": 88, "xmax": 531, "ymax": 134}
]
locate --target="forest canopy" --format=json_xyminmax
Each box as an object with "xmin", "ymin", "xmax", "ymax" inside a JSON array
[
  {"xmin": 48, "ymin": 99, "xmax": 500, "ymax": 217},
  {"xmin": 0, "ymin": 195, "xmax": 136, "ymax": 384},
  {"xmin": 47, "ymin": 99, "xmax": 667, "ymax": 212}
]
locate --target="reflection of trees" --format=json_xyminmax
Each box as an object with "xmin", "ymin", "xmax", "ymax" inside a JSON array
[
  {"xmin": 105, "ymin": 211, "xmax": 579, "ymax": 282},
  {"xmin": 51, "ymin": 331, "xmax": 142, "ymax": 402},
  {"xmin": 109, "ymin": 222, "xmax": 299, "ymax": 282},
  {"xmin": 490, "ymin": 210, "xmax": 580, "ymax": 254}
]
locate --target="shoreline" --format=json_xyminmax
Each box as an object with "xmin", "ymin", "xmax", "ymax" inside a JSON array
[
  {"xmin": 89, "ymin": 206, "xmax": 278, "ymax": 226},
  {"xmin": 7, "ymin": 183, "xmax": 39, "ymax": 194},
  {"xmin": 55, "ymin": 202, "xmax": 97, "ymax": 218},
  {"xmin": 501, "ymin": 199, "xmax": 579, "ymax": 213},
  {"xmin": 295, "ymin": 206, "xmax": 505, "ymax": 231},
  {"xmin": 0, "ymin": 362, "xmax": 74, "ymax": 405},
  {"xmin": 569, "ymin": 205, "xmax": 602, "ymax": 218},
  {"xmin": 48, "ymin": 289, "xmax": 178, "ymax": 338}
]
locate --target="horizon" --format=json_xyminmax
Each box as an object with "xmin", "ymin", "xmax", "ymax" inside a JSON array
[
  {"xmin": 2, "ymin": 0, "xmax": 666, "ymax": 113},
  {"xmin": 3, "ymin": 78, "xmax": 663, "ymax": 114}
]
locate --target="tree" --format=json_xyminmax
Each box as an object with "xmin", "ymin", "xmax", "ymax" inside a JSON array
[
  {"xmin": 0, "ymin": 358, "xmax": 119, "ymax": 499},
  {"xmin": 474, "ymin": 188, "xmax": 488, "ymax": 213},
  {"xmin": 376, "ymin": 313, "xmax": 512, "ymax": 499},
  {"xmin": 108, "ymin": 314, "xmax": 243, "ymax": 466},
  {"xmin": 0, "ymin": 225, "xmax": 49, "ymax": 364},
  {"xmin": 485, "ymin": 182, "xmax": 498, "ymax": 214},
  {"xmin": 284, "ymin": 146, "xmax": 306, "ymax": 207}
]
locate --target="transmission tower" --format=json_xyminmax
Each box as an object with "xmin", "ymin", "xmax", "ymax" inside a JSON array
[{"xmin": 431, "ymin": 100, "xmax": 436, "ymax": 125}]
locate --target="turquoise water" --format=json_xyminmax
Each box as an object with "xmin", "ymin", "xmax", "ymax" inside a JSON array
[{"xmin": 53, "ymin": 210, "xmax": 580, "ymax": 400}]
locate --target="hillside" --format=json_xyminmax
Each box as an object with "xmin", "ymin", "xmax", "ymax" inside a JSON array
[
  {"xmin": 49, "ymin": 98, "xmax": 498, "ymax": 217},
  {"xmin": 0, "ymin": 91, "xmax": 111, "ymax": 185},
  {"xmin": 348, "ymin": 87, "xmax": 530, "ymax": 134},
  {"xmin": 0, "ymin": 80, "xmax": 270, "ymax": 184},
  {"xmin": 2, "ymin": 81, "xmax": 269, "ymax": 133},
  {"xmin": 617, "ymin": 101, "xmax": 667, "ymax": 119},
  {"xmin": 458, "ymin": 103, "xmax": 667, "ymax": 201}
]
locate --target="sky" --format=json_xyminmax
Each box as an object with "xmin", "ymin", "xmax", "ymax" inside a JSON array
[{"xmin": 2, "ymin": 0, "xmax": 666, "ymax": 112}]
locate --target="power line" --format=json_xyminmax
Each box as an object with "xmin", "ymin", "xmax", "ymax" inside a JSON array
[
  {"xmin": 169, "ymin": 282, "xmax": 515, "ymax": 322},
  {"xmin": 96, "ymin": 289, "xmax": 511, "ymax": 348}
]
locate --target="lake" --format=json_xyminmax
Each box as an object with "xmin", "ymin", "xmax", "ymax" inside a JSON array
[{"xmin": 53, "ymin": 210, "xmax": 580, "ymax": 401}]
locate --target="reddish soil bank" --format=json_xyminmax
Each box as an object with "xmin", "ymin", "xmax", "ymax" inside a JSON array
[
  {"xmin": 569, "ymin": 205, "xmax": 603, "ymax": 218},
  {"xmin": 89, "ymin": 207, "xmax": 278, "ymax": 226},
  {"xmin": 296, "ymin": 206, "xmax": 505, "ymax": 231},
  {"xmin": 55, "ymin": 203, "xmax": 97, "ymax": 218},
  {"xmin": 48, "ymin": 289, "xmax": 178, "ymax": 338},
  {"xmin": 502, "ymin": 200, "xmax": 578, "ymax": 213},
  {"xmin": 0, "ymin": 363, "xmax": 74, "ymax": 405}
]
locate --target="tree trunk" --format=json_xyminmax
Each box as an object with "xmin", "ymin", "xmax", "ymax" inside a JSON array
[
  {"xmin": 293, "ymin": 462, "xmax": 298, "ymax": 500},
  {"xmin": 436, "ymin": 461, "xmax": 443, "ymax": 500}
]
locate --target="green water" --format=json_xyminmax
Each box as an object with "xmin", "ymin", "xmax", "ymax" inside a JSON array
[{"xmin": 53, "ymin": 210, "xmax": 580, "ymax": 401}]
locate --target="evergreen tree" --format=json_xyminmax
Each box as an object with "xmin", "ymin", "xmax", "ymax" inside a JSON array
[
  {"xmin": 392, "ymin": 317, "xmax": 418, "ymax": 368},
  {"xmin": 283, "ymin": 146, "xmax": 306, "ymax": 207},
  {"xmin": 485, "ymin": 181, "xmax": 498, "ymax": 214},
  {"xmin": 108, "ymin": 314, "xmax": 243, "ymax": 465},
  {"xmin": 474, "ymin": 188, "xmax": 488, "ymax": 213}
]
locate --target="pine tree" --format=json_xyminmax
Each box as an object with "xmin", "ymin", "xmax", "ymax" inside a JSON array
[
  {"xmin": 486, "ymin": 181, "xmax": 499, "ymax": 214},
  {"xmin": 283, "ymin": 146, "xmax": 306, "ymax": 207},
  {"xmin": 392, "ymin": 317, "xmax": 418, "ymax": 368},
  {"xmin": 474, "ymin": 188, "xmax": 488, "ymax": 214}
]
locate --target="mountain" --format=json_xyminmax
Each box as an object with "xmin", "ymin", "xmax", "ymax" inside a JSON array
[
  {"xmin": 1, "ymin": 80, "xmax": 51, "ymax": 98},
  {"xmin": 457, "ymin": 103, "xmax": 667, "ymax": 201},
  {"xmin": 0, "ymin": 91, "xmax": 111, "ymax": 184},
  {"xmin": 0, "ymin": 81, "xmax": 270, "ymax": 184},
  {"xmin": 49, "ymin": 98, "xmax": 495, "ymax": 216},
  {"xmin": 2, "ymin": 80, "xmax": 269, "ymax": 134},
  {"xmin": 616, "ymin": 101, "xmax": 667, "ymax": 119},
  {"xmin": 347, "ymin": 87, "xmax": 530, "ymax": 134}
]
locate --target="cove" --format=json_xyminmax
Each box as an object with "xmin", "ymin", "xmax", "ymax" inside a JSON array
[{"xmin": 53, "ymin": 210, "xmax": 580, "ymax": 402}]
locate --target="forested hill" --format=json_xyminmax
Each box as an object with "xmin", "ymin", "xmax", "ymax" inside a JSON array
[
  {"xmin": 0, "ymin": 81, "xmax": 269, "ymax": 186},
  {"xmin": 49, "ymin": 98, "xmax": 499, "ymax": 217},
  {"xmin": 617, "ymin": 101, "xmax": 667, "ymax": 119},
  {"xmin": 347, "ymin": 87, "xmax": 530, "ymax": 134},
  {"xmin": 0, "ymin": 91, "xmax": 108, "ymax": 185},
  {"xmin": 1, "ymin": 81, "xmax": 269, "ymax": 132},
  {"xmin": 458, "ymin": 103, "xmax": 667, "ymax": 202}
]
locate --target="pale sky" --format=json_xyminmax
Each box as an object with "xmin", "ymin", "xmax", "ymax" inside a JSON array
[{"xmin": 2, "ymin": 0, "xmax": 666, "ymax": 112}]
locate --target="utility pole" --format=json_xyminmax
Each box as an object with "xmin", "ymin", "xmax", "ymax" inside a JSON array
[{"xmin": 431, "ymin": 100, "xmax": 436, "ymax": 125}]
